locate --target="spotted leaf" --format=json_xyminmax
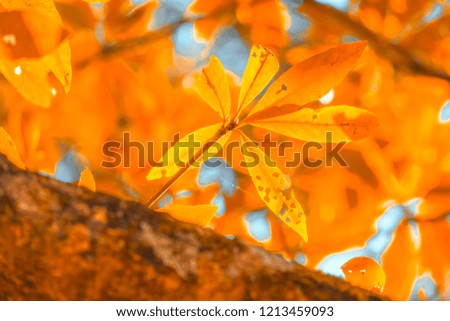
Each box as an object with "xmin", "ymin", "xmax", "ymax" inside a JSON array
[{"xmin": 239, "ymin": 132, "xmax": 308, "ymax": 242}]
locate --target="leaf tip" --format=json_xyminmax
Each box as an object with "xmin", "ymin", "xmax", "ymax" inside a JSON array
[
  {"xmin": 0, "ymin": 127, "xmax": 25, "ymax": 170},
  {"xmin": 78, "ymin": 168, "xmax": 96, "ymax": 192},
  {"xmin": 348, "ymin": 40, "xmax": 368, "ymax": 56},
  {"xmin": 146, "ymin": 168, "xmax": 164, "ymax": 181}
]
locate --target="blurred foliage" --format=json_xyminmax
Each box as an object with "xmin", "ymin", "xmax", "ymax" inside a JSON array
[{"xmin": 0, "ymin": 0, "xmax": 449, "ymax": 300}]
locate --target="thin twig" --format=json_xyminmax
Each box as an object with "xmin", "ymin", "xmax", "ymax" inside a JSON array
[
  {"xmin": 75, "ymin": 3, "xmax": 237, "ymax": 69},
  {"xmin": 145, "ymin": 130, "xmax": 225, "ymax": 208},
  {"xmin": 408, "ymin": 213, "xmax": 449, "ymax": 224},
  {"xmin": 75, "ymin": 21, "xmax": 184, "ymax": 69},
  {"xmin": 77, "ymin": 0, "xmax": 449, "ymax": 82}
]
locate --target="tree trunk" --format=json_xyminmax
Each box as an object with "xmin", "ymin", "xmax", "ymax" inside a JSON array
[{"xmin": 0, "ymin": 154, "xmax": 385, "ymax": 300}]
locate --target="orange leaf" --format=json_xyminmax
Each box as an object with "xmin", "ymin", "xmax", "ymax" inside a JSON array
[
  {"xmin": 341, "ymin": 256, "xmax": 386, "ymax": 294},
  {"xmin": 416, "ymin": 188, "xmax": 450, "ymax": 221},
  {"xmin": 418, "ymin": 221, "xmax": 450, "ymax": 290},
  {"xmin": 236, "ymin": 0, "xmax": 289, "ymax": 49},
  {"xmin": 189, "ymin": 0, "xmax": 227, "ymax": 15},
  {"xmin": 248, "ymin": 42, "xmax": 367, "ymax": 116},
  {"xmin": 43, "ymin": 40, "xmax": 72, "ymax": 93},
  {"xmin": 188, "ymin": 0, "xmax": 232, "ymax": 40},
  {"xmin": 0, "ymin": 0, "xmax": 58, "ymax": 16},
  {"xmin": 382, "ymin": 221, "xmax": 418, "ymax": 300},
  {"xmin": 0, "ymin": 9, "xmax": 68, "ymax": 60},
  {"xmin": 104, "ymin": 0, "xmax": 157, "ymax": 41},
  {"xmin": 246, "ymin": 105, "xmax": 378, "ymax": 142},
  {"xmin": 78, "ymin": 168, "xmax": 96, "ymax": 192},
  {"xmin": 192, "ymin": 17, "xmax": 224, "ymax": 40},
  {"xmin": 239, "ymin": 133, "xmax": 308, "ymax": 242},
  {"xmin": 0, "ymin": 127, "xmax": 25, "ymax": 170},
  {"xmin": 0, "ymin": 0, "xmax": 72, "ymax": 97},
  {"xmin": 55, "ymin": 1, "xmax": 97, "ymax": 31},
  {"xmin": 238, "ymin": 44, "xmax": 279, "ymax": 111},
  {"xmin": 0, "ymin": 59, "xmax": 53, "ymax": 107},
  {"xmin": 193, "ymin": 56, "xmax": 231, "ymax": 121},
  {"xmin": 300, "ymin": 167, "xmax": 380, "ymax": 267},
  {"xmin": 158, "ymin": 204, "xmax": 218, "ymax": 227},
  {"xmin": 147, "ymin": 123, "xmax": 231, "ymax": 180},
  {"xmin": 173, "ymin": 183, "xmax": 220, "ymax": 207}
]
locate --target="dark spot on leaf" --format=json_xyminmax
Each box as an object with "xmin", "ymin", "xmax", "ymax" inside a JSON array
[
  {"xmin": 282, "ymin": 189, "xmax": 292, "ymax": 200},
  {"xmin": 346, "ymin": 188, "xmax": 358, "ymax": 209},
  {"xmin": 281, "ymin": 84, "xmax": 287, "ymax": 91},
  {"xmin": 118, "ymin": 116, "xmax": 129, "ymax": 128},
  {"xmin": 264, "ymin": 187, "xmax": 271, "ymax": 202}
]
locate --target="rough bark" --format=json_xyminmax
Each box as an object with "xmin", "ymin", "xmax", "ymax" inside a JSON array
[{"xmin": 0, "ymin": 154, "xmax": 385, "ymax": 300}]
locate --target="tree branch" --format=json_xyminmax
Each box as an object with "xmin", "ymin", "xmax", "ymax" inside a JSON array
[
  {"xmin": 300, "ymin": 0, "xmax": 450, "ymax": 82},
  {"xmin": 0, "ymin": 154, "xmax": 385, "ymax": 300},
  {"xmin": 75, "ymin": 21, "xmax": 183, "ymax": 69},
  {"xmin": 74, "ymin": 4, "xmax": 236, "ymax": 69}
]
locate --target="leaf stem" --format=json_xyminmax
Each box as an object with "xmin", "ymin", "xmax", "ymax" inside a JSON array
[
  {"xmin": 232, "ymin": 108, "xmax": 245, "ymax": 125},
  {"xmin": 407, "ymin": 213, "xmax": 449, "ymax": 224},
  {"xmin": 145, "ymin": 129, "xmax": 226, "ymax": 208}
]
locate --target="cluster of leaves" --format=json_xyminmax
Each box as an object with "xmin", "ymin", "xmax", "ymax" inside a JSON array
[
  {"xmin": 0, "ymin": 0, "xmax": 449, "ymax": 299},
  {"xmin": 146, "ymin": 42, "xmax": 378, "ymax": 243}
]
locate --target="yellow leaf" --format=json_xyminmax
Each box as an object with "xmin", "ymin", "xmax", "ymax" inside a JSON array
[
  {"xmin": 0, "ymin": 9, "xmax": 69, "ymax": 59},
  {"xmin": 158, "ymin": 204, "xmax": 218, "ymax": 227},
  {"xmin": 43, "ymin": 41, "xmax": 72, "ymax": 93},
  {"xmin": 0, "ymin": 0, "xmax": 55, "ymax": 14},
  {"xmin": 0, "ymin": 0, "xmax": 72, "ymax": 93},
  {"xmin": 0, "ymin": 127, "xmax": 25, "ymax": 169},
  {"xmin": 248, "ymin": 41, "xmax": 367, "ymax": 116},
  {"xmin": 246, "ymin": 105, "xmax": 378, "ymax": 142},
  {"xmin": 0, "ymin": 59, "xmax": 53, "ymax": 107},
  {"xmin": 147, "ymin": 123, "xmax": 231, "ymax": 180},
  {"xmin": 78, "ymin": 168, "xmax": 96, "ymax": 192},
  {"xmin": 239, "ymin": 133, "xmax": 308, "ymax": 242},
  {"xmin": 193, "ymin": 56, "xmax": 231, "ymax": 121},
  {"xmin": 341, "ymin": 256, "xmax": 386, "ymax": 294},
  {"xmin": 238, "ymin": 44, "xmax": 279, "ymax": 111}
]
